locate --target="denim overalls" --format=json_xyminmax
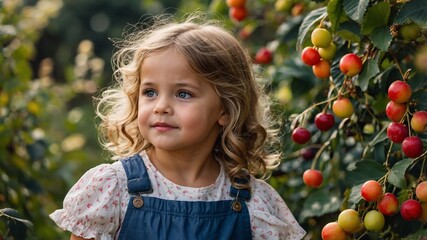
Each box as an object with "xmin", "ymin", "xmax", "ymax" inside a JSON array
[{"xmin": 118, "ymin": 154, "xmax": 252, "ymax": 240}]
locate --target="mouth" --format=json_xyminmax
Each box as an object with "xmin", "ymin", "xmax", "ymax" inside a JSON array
[{"xmin": 151, "ymin": 122, "xmax": 177, "ymax": 131}]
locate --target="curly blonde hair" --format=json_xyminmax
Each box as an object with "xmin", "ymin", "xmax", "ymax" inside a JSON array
[{"xmin": 95, "ymin": 13, "xmax": 281, "ymax": 190}]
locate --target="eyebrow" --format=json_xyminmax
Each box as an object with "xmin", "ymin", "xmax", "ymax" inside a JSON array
[{"xmin": 139, "ymin": 80, "xmax": 201, "ymax": 91}]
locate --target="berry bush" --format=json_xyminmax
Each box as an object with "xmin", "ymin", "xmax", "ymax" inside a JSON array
[{"xmin": 222, "ymin": 0, "xmax": 427, "ymax": 239}]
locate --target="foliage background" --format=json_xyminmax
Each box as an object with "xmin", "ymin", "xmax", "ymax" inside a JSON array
[{"xmin": 1, "ymin": 0, "xmax": 426, "ymax": 239}]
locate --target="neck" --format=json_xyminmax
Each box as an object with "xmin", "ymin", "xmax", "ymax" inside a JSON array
[{"xmin": 147, "ymin": 148, "xmax": 220, "ymax": 188}]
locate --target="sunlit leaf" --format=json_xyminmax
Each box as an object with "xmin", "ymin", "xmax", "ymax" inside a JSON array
[{"xmin": 361, "ymin": 2, "xmax": 390, "ymax": 35}]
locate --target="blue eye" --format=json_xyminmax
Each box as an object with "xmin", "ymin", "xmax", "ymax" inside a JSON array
[
  {"xmin": 177, "ymin": 91, "xmax": 192, "ymax": 99},
  {"xmin": 143, "ymin": 89, "xmax": 157, "ymax": 97}
]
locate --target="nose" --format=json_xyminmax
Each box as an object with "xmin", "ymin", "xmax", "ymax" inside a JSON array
[{"xmin": 153, "ymin": 96, "xmax": 172, "ymax": 115}]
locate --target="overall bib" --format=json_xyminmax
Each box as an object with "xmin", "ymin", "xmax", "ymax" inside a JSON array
[{"xmin": 118, "ymin": 154, "xmax": 252, "ymax": 240}]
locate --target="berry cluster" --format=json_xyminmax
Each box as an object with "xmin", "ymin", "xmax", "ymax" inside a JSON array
[
  {"xmin": 301, "ymin": 27, "xmax": 336, "ymax": 79},
  {"xmin": 321, "ymin": 179, "xmax": 427, "ymax": 239},
  {"xmin": 386, "ymin": 80, "xmax": 425, "ymax": 158},
  {"xmin": 301, "ymin": 26, "xmax": 363, "ymax": 81},
  {"xmin": 226, "ymin": 2, "xmax": 426, "ymax": 238},
  {"xmin": 292, "ymin": 24, "xmax": 426, "ymax": 194}
]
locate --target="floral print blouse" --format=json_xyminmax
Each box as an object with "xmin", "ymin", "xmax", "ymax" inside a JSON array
[{"xmin": 50, "ymin": 151, "xmax": 306, "ymax": 240}]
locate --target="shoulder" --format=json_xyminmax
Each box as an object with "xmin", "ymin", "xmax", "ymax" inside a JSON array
[
  {"xmin": 249, "ymin": 178, "xmax": 285, "ymax": 213},
  {"xmin": 247, "ymin": 177, "xmax": 306, "ymax": 240},
  {"xmin": 68, "ymin": 162, "xmax": 126, "ymax": 196},
  {"xmin": 50, "ymin": 161, "xmax": 128, "ymax": 239}
]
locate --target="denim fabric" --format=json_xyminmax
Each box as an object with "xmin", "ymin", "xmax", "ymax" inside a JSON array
[{"xmin": 118, "ymin": 154, "xmax": 252, "ymax": 240}]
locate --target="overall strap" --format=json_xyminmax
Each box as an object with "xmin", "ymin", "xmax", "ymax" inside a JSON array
[
  {"xmin": 121, "ymin": 154, "xmax": 153, "ymax": 194},
  {"xmin": 229, "ymin": 177, "xmax": 251, "ymax": 201}
]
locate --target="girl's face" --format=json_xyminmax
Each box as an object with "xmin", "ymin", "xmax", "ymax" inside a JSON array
[{"xmin": 138, "ymin": 48, "xmax": 228, "ymax": 154}]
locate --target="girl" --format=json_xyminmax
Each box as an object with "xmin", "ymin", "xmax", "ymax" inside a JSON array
[{"xmin": 50, "ymin": 13, "xmax": 306, "ymax": 240}]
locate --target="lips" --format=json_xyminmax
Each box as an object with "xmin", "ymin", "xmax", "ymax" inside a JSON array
[
  {"xmin": 153, "ymin": 122, "xmax": 173, "ymax": 127},
  {"xmin": 152, "ymin": 122, "xmax": 176, "ymax": 131}
]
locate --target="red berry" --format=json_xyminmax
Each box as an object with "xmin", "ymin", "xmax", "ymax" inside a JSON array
[
  {"xmin": 402, "ymin": 136, "xmax": 424, "ymax": 158},
  {"xmin": 360, "ymin": 180, "xmax": 383, "ymax": 202},
  {"xmin": 291, "ymin": 127, "xmax": 311, "ymax": 144},
  {"xmin": 301, "ymin": 47, "xmax": 321, "ymax": 66},
  {"xmin": 255, "ymin": 47, "xmax": 273, "ymax": 65},
  {"xmin": 314, "ymin": 112, "xmax": 335, "ymax": 131},
  {"xmin": 377, "ymin": 193, "xmax": 399, "ymax": 216},
  {"xmin": 385, "ymin": 101, "xmax": 406, "ymax": 122},
  {"xmin": 312, "ymin": 59, "xmax": 331, "ymax": 79},
  {"xmin": 226, "ymin": 0, "xmax": 246, "ymax": 7},
  {"xmin": 229, "ymin": 6, "xmax": 248, "ymax": 22},
  {"xmin": 386, "ymin": 122, "xmax": 409, "ymax": 144},
  {"xmin": 400, "ymin": 199, "xmax": 422, "ymax": 221},
  {"xmin": 388, "ymin": 80, "xmax": 412, "ymax": 103},
  {"xmin": 300, "ymin": 147, "xmax": 317, "ymax": 160},
  {"xmin": 339, "ymin": 53, "xmax": 363, "ymax": 77},
  {"xmin": 303, "ymin": 169, "xmax": 323, "ymax": 188}
]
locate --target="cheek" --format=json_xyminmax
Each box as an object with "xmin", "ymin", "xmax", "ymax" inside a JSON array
[
  {"xmin": 181, "ymin": 104, "xmax": 222, "ymax": 128},
  {"xmin": 137, "ymin": 105, "xmax": 149, "ymax": 129}
]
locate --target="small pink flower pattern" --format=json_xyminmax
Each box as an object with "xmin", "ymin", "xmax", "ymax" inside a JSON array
[{"xmin": 50, "ymin": 152, "xmax": 306, "ymax": 240}]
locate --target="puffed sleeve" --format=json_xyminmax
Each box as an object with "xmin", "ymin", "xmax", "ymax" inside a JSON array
[
  {"xmin": 248, "ymin": 179, "xmax": 306, "ymax": 240},
  {"xmin": 49, "ymin": 164, "xmax": 123, "ymax": 240}
]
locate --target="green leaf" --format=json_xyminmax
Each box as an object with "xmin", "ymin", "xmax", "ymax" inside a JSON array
[
  {"xmin": 299, "ymin": 190, "xmax": 341, "ymax": 221},
  {"xmin": 342, "ymin": 0, "xmax": 370, "ymax": 23},
  {"xmin": 327, "ymin": 0, "xmax": 348, "ymax": 32},
  {"xmin": 277, "ymin": 16, "xmax": 303, "ymax": 42},
  {"xmin": 345, "ymin": 160, "xmax": 387, "ymax": 186},
  {"xmin": 403, "ymin": 228, "xmax": 427, "ymax": 240},
  {"xmin": 373, "ymin": 141, "xmax": 386, "ymax": 162},
  {"xmin": 395, "ymin": 0, "xmax": 427, "ymax": 25},
  {"xmin": 297, "ymin": 7, "xmax": 327, "ymax": 50},
  {"xmin": 348, "ymin": 183, "xmax": 363, "ymax": 209},
  {"xmin": 356, "ymin": 58, "xmax": 380, "ymax": 91},
  {"xmin": 361, "ymin": 2, "xmax": 391, "ymax": 35},
  {"xmin": 369, "ymin": 93, "xmax": 389, "ymax": 115},
  {"xmin": 387, "ymin": 158, "xmax": 413, "ymax": 189},
  {"xmin": 336, "ymin": 20, "xmax": 361, "ymax": 43},
  {"xmin": 412, "ymin": 88, "xmax": 427, "ymax": 110},
  {"xmin": 0, "ymin": 208, "xmax": 33, "ymax": 240},
  {"xmin": 409, "ymin": 72, "xmax": 427, "ymax": 109},
  {"xmin": 277, "ymin": 57, "xmax": 315, "ymax": 79},
  {"xmin": 409, "ymin": 72, "xmax": 427, "ymax": 92},
  {"xmin": 370, "ymin": 25, "xmax": 392, "ymax": 51},
  {"xmin": 366, "ymin": 124, "xmax": 388, "ymax": 147}
]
